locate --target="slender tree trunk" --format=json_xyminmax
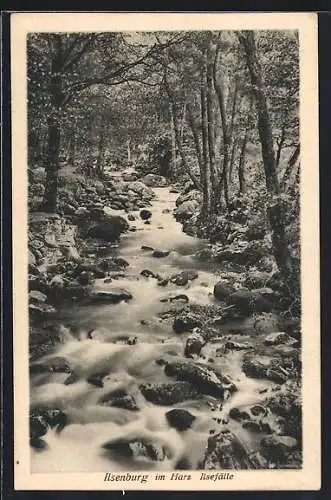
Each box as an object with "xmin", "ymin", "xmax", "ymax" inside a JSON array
[
  {"xmin": 200, "ymin": 51, "xmax": 212, "ymax": 216},
  {"xmin": 237, "ymin": 96, "xmax": 254, "ymax": 194},
  {"xmin": 186, "ymin": 102, "xmax": 204, "ymax": 177},
  {"xmin": 43, "ymin": 118, "xmax": 61, "ymax": 212},
  {"xmin": 229, "ymin": 137, "xmax": 237, "ymax": 184},
  {"xmin": 42, "ymin": 35, "xmax": 64, "ymax": 213},
  {"xmin": 96, "ymin": 123, "xmax": 105, "ymax": 178},
  {"xmin": 163, "ymin": 70, "xmax": 201, "ymax": 190},
  {"xmin": 281, "ymin": 144, "xmax": 300, "ymax": 189},
  {"xmin": 206, "ymin": 42, "xmax": 217, "ymax": 211},
  {"xmin": 213, "ymin": 42, "xmax": 230, "ymax": 210},
  {"xmin": 275, "ymin": 124, "xmax": 286, "ymax": 168},
  {"xmin": 239, "ymin": 31, "xmax": 292, "ymax": 278},
  {"xmin": 238, "ymin": 130, "xmax": 248, "ymax": 194},
  {"xmin": 169, "ymin": 103, "xmax": 177, "ymax": 178},
  {"xmin": 180, "ymin": 102, "xmax": 186, "ymax": 142},
  {"xmin": 239, "ymin": 32, "xmax": 279, "ymax": 195},
  {"xmin": 227, "ymin": 80, "xmax": 239, "ymax": 187},
  {"xmin": 127, "ymin": 137, "xmax": 131, "ymax": 163}
]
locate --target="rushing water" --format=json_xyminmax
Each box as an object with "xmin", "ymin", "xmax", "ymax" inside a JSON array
[{"xmin": 30, "ymin": 187, "xmax": 274, "ymax": 472}]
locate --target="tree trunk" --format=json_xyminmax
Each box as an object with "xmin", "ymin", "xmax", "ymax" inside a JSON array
[
  {"xmin": 96, "ymin": 124, "xmax": 105, "ymax": 178},
  {"xmin": 239, "ymin": 31, "xmax": 292, "ymax": 278},
  {"xmin": 213, "ymin": 42, "xmax": 230, "ymax": 210},
  {"xmin": 163, "ymin": 70, "xmax": 201, "ymax": 190},
  {"xmin": 127, "ymin": 137, "xmax": 131, "ymax": 164},
  {"xmin": 68, "ymin": 130, "xmax": 76, "ymax": 166},
  {"xmin": 238, "ymin": 130, "xmax": 248, "ymax": 194},
  {"xmin": 281, "ymin": 144, "xmax": 300, "ymax": 189},
  {"xmin": 239, "ymin": 32, "xmax": 279, "ymax": 195},
  {"xmin": 227, "ymin": 80, "xmax": 239, "ymax": 187},
  {"xmin": 180, "ymin": 101, "xmax": 186, "ymax": 142},
  {"xmin": 206, "ymin": 42, "xmax": 217, "ymax": 211},
  {"xmin": 169, "ymin": 103, "xmax": 177, "ymax": 178},
  {"xmin": 275, "ymin": 124, "xmax": 286, "ymax": 168},
  {"xmin": 186, "ymin": 102, "xmax": 204, "ymax": 178},
  {"xmin": 200, "ymin": 52, "xmax": 212, "ymax": 216},
  {"xmin": 42, "ymin": 35, "xmax": 64, "ymax": 213},
  {"xmin": 229, "ymin": 137, "xmax": 237, "ymax": 185},
  {"xmin": 42, "ymin": 119, "xmax": 61, "ymax": 212}
]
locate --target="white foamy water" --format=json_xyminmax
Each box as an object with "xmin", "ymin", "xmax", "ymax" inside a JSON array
[{"xmin": 31, "ymin": 187, "xmax": 272, "ymax": 472}]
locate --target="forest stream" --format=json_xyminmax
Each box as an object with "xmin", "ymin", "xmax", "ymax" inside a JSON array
[{"xmin": 30, "ymin": 187, "xmax": 281, "ymax": 473}]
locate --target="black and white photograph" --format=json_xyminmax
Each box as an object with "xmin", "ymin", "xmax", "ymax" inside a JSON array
[{"xmin": 11, "ymin": 12, "xmax": 320, "ymax": 491}]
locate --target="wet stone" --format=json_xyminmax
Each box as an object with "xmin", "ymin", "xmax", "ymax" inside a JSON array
[
  {"xmin": 173, "ymin": 312, "xmax": 202, "ymax": 334},
  {"xmin": 229, "ymin": 407, "xmax": 251, "ymax": 422},
  {"xmin": 87, "ymin": 371, "xmax": 109, "ymax": 388},
  {"xmin": 140, "ymin": 269, "xmax": 157, "ymax": 278},
  {"xmin": 264, "ymin": 332, "xmax": 297, "ymax": 347},
  {"xmin": 101, "ymin": 392, "xmax": 139, "ymax": 411},
  {"xmin": 140, "ymin": 209, "xmax": 152, "ymax": 221},
  {"xmin": 140, "ymin": 381, "xmax": 200, "ymax": 405},
  {"xmin": 152, "ymin": 250, "xmax": 170, "ymax": 258},
  {"xmin": 165, "ymin": 409, "xmax": 196, "ymax": 431},
  {"xmin": 259, "ymin": 436, "xmax": 298, "ymax": 463},
  {"xmin": 184, "ymin": 328, "xmax": 207, "ymax": 358},
  {"xmin": 30, "ymin": 437, "xmax": 49, "ymax": 451},
  {"xmin": 88, "ymin": 289, "xmax": 132, "ymax": 304},
  {"xmin": 165, "ymin": 360, "xmax": 237, "ymax": 399},
  {"xmin": 30, "ymin": 416, "xmax": 48, "ymax": 440},
  {"xmin": 102, "ymin": 437, "xmax": 172, "ymax": 461},
  {"xmin": 170, "ymin": 270, "xmax": 199, "ymax": 286},
  {"xmin": 201, "ymin": 430, "xmax": 253, "ymax": 469},
  {"xmin": 224, "ymin": 341, "xmax": 253, "ymax": 351}
]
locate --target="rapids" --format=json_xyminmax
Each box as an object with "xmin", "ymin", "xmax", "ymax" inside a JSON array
[{"xmin": 30, "ymin": 187, "xmax": 274, "ymax": 472}]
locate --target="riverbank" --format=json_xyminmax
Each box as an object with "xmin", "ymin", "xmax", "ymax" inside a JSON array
[{"xmin": 28, "ymin": 171, "xmax": 302, "ymax": 471}]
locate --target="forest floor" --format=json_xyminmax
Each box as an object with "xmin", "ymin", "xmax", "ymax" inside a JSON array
[{"xmin": 28, "ymin": 166, "xmax": 302, "ymax": 471}]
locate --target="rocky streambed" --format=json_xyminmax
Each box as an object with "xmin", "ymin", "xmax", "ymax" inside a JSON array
[{"xmin": 28, "ymin": 179, "xmax": 302, "ymax": 472}]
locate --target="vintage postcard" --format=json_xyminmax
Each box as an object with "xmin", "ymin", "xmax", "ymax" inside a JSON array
[{"xmin": 12, "ymin": 12, "xmax": 320, "ymax": 491}]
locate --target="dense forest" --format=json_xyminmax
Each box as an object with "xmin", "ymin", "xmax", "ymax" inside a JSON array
[{"xmin": 28, "ymin": 30, "xmax": 302, "ymax": 471}]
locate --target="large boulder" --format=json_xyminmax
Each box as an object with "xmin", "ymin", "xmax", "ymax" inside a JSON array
[
  {"xmin": 201, "ymin": 430, "xmax": 253, "ymax": 469},
  {"xmin": 30, "ymin": 408, "xmax": 67, "ymax": 440},
  {"xmin": 184, "ymin": 328, "xmax": 207, "ymax": 358},
  {"xmin": 264, "ymin": 332, "xmax": 297, "ymax": 347},
  {"xmin": 228, "ymin": 403, "xmax": 286, "ymax": 435},
  {"xmin": 215, "ymin": 240, "xmax": 269, "ymax": 267},
  {"xmin": 259, "ymin": 435, "xmax": 298, "ymax": 464},
  {"xmin": 101, "ymin": 391, "xmax": 139, "ymax": 411},
  {"xmin": 213, "ymin": 281, "xmax": 235, "ymax": 301},
  {"xmin": 173, "ymin": 200, "xmax": 200, "ymax": 222},
  {"xmin": 30, "ymin": 356, "xmax": 72, "ymax": 374},
  {"xmin": 87, "ymin": 215, "xmax": 128, "ymax": 242},
  {"xmin": 140, "ymin": 381, "xmax": 200, "ymax": 405},
  {"xmin": 141, "ymin": 174, "xmax": 168, "ymax": 187},
  {"xmin": 227, "ymin": 288, "xmax": 275, "ymax": 315},
  {"xmin": 28, "ymin": 249, "xmax": 37, "ymax": 267},
  {"xmin": 165, "ymin": 409, "xmax": 196, "ymax": 431},
  {"xmin": 170, "ymin": 270, "xmax": 198, "ymax": 286},
  {"xmin": 102, "ymin": 436, "xmax": 172, "ymax": 461},
  {"xmin": 175, "ymin": 189, "xmax": 203, "ymax": 208},
  {"xmin": 173, "ymin": 312, "xmax": 202, "ymax": 334},
  {"xmin": 242, "ymin": 355, "xmax": 289, "ymax": 384},
  {"xmin": 140, "ymin": 209, "xmax": 152, "ymax": 220},
  {"xmin": 265, "ymin": 389, "xmax": 302, "ymax": 440},
  {"xmin": 87, "ymin": 371, "xmax": 109, "ymax": 388},
  {"xmin": 152, "ymin": 250, "xmax": 170, "ymax": 258},
  {"xmin": 122, "ymin": 168, "xmax": 140, "ymax": 182},
  {"xmin": 165, "ymin": 360, "xmax": 237, "ymax": 398},
  {"xmin": 88, "ymin": 288, "xmax": 133, "ymax": 304},
  {"xmin": 30, "ymin": 416, "xmax": 48, "ymax": 440}
]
